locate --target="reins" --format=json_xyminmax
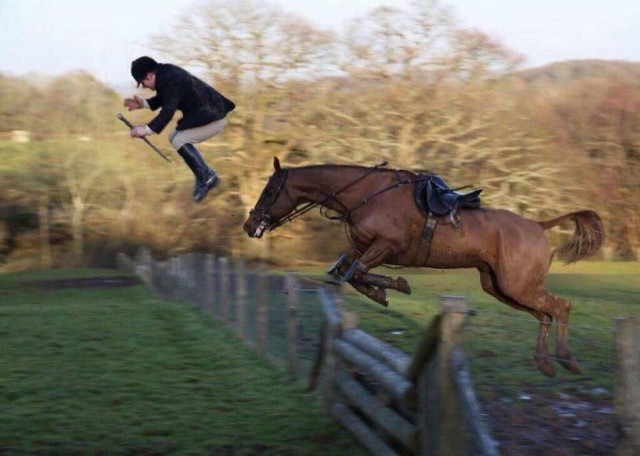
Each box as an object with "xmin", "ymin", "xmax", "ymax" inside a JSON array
[{"xmin": 337, "ymin": 171, "xmax": 416, "ymax": 222}]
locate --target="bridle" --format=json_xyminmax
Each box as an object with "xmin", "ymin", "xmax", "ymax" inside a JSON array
[
  {"xmin": 249, "ymin": 161, "xmax": 416, "ymax": 234},
  {"xmin": 249, "ymin": 166, "xmax": 336, "ymax": 234},
  {"xmin": 248, "ymin": 168, "xmax": 296, "ymax": 233}
]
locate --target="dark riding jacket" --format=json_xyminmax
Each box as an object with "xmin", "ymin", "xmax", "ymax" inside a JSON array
[{"xmin": 146, "ymin": 63, "xmax": 235, "ymax": 134}]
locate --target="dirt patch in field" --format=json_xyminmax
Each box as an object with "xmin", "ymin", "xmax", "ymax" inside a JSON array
[
  {"xmin": 26, "ymin": 276, "xmax": 142, "ymax": 289},
  {"xmin": 482, "ymin": 388, "xmax": 615, "ymax": 455}
]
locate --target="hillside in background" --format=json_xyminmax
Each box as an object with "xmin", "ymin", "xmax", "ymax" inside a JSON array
[{"xmin": 516, "ymin": 59, "xmax": 640, "ymax": 84}]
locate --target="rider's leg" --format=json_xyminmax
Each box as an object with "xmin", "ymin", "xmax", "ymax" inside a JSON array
[{"xmin": 169, "ymin": 119, "xmax": 226, "ymax": 202}]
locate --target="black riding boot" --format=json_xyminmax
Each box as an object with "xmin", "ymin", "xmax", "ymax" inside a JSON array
[{"xmin": 177, "ymin": 144, "xmax": 219, "ymax": 202}]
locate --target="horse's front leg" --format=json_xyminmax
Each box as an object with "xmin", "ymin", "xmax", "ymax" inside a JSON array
[
  {"xmin": 348, "ymin": 278, "xmax": 389, "ymax": 307},
  {"xmin": 325, "ymin": 250, "xmax": 394, "ymax": 306},
  {"xmin": 325, "ymin": 252, "xmax": 389, "ymax": 305},
  {"xmin": 355, "ymin": 270, "xmax": 411, "ymax": 295},
  {"xmin": 353, "ymin": 240, "xmax": 411, "ymax": 296}
]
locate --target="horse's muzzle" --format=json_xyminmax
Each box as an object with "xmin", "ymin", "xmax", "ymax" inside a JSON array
[
  {"xmin": 245, "ymin": 221, "xmax": 267, "ymax": 238},
  {"xmin": 243, "ymin": 212, "xmax": 269, "ymax": 238}
]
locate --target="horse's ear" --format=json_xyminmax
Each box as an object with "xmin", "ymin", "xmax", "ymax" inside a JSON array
[{"xmin": 273, "ymin": 156, "xmax": 281, "ymax": 171}]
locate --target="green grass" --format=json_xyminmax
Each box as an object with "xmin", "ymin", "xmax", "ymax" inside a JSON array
[{"xmin": 0, "ymin": 269, "xmax": 366, "ymax": 456}]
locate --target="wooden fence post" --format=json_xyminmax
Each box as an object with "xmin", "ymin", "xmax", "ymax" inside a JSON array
[
  {"xmin": 451, "ymin": 349, "xmax": 500, "ymax": 456},
  {"xmin": 38, "ymin": 195, "xmax": 51, "ymax": 268},
  {"xmin": 235, "ymin": 261, "xmax": 248, "ymax": 340},
  {"xmin": 615, "ymin": 317, "xmax": 640, "ymax": 456},
  {"xmin": 285, "ymin": 273, "xmax": 299, "ymax": 380},
  {"xmin": 317, "ymin": 287, "xmax": 343, "ymax": 411},
  {"xmin": 168, "ymin": 256, "xmax": 180, "ymax": 300},
  {"xmin": 154, "ymin": 258, "xmax": 165, "ymax": 296},
  {"xmin": 187, "ymin": 253, "xmax": 198, "ymax": 300},
  {"xmin": 218, "ymin": 257, "xmax": 230, "ymax": 323},
  {"xmin": 255, "ymin": 271, "xmax": 269, "ymax": 353},
  {"xmin": 177, "ymin": 255, "xmax": 190, "ymax": 300},
  {"xmin": 419, "ymin": 295, "xmax": 468, "ymax": 456},
  {"xmin": 204, "ymin": 255, "xmax": 217, "ymax": 317},
  {"xmin": 196, "ymin": 254, "xmax": 206, "ymax": 304},
  {"xmin": 134, "ymin": 247, "xmax": 153, "ymax": 288}
]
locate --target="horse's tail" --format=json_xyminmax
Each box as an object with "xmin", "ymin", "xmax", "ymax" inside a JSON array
[{"xmin": 538, "ymin": 210, "xmax": 605, "ymax": 263}]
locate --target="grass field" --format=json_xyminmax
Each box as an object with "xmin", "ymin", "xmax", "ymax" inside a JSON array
[{"xmin": 0, "ymin": 268, "xmax": 366, "ymax": 456}]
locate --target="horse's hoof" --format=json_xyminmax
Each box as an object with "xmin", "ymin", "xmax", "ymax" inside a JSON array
[
  {"xmin": 535, "ymin": 356, "xmax": 556, "ymax": 377},
  {"xmin": 373, "ymin": 289, "xmax": 389, "ymax": 307},
  {"xmin": 558, "ymin": 357, "xmax": 582, "ymax": 374},
  {"xmin": 396, "ymin": 277, "xmax": 411, "ymax": 294}
]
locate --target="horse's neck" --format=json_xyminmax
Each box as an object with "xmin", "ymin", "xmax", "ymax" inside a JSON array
[{"xmin": 290, "ymin": 166, "xmax": 387, "ymax": 210}]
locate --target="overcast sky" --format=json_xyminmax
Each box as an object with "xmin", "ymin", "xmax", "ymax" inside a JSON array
[{"xmin": 1, "ymin": 0, "xmax": 639, "ymax": 88}]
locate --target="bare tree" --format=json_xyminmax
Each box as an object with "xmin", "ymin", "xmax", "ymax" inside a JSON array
[{"xmin": 149, "ymin": 0, "xmax": 339, "ymax": 258}]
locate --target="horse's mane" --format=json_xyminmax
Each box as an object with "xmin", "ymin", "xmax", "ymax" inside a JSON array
[{"xmin": 290, "ymin": 162, "xmax": 424, "ymax": 178}]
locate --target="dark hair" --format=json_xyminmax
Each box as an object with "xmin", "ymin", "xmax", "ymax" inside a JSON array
[{"xmin": 131, "ymin": 56, "xmax": 158, "ymax": 85}]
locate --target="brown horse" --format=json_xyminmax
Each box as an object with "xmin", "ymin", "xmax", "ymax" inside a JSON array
[{"xmin": 243, "ymin": 157, "xmax": 605, "ymax": 377}]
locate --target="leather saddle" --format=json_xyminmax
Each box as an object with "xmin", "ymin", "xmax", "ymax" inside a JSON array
[{"xmin": 414, "ymin": 174, "xmax": 482, "ymax": 221}]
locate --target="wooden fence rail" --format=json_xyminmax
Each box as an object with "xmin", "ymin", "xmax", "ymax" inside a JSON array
[{"xmin": 314, "ymin": 289, "xmax": 499, "ymax": 456}]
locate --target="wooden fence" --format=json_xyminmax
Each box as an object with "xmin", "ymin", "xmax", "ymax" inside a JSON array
[
  {"xmin": 118, "ymin": 248, "xmax": 640, "ymax": 456},
  {"xmin": 315, "ymin": 289, "xmax": 499, "ymax": 456}
]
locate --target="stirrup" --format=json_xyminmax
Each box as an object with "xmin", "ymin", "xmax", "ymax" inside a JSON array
[
  {"xmin": 326, "ymin": 259, "xmax": 360, "ymax": 283},
  {"xmin": 341, "ymin": 260, "xmax": 360, "ymax": 281},
  {"xmin": 327, "ymin": 253, "xmax": 347, "ymax": 275},
  {"xmin": 326, "ymin": 255, "xmax": 361, "ymax": 283}
]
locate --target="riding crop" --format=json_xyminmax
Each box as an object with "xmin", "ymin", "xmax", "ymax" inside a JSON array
[{"xmin": 117, "ymin": 113, "xmax": 171, "ymax": 163}]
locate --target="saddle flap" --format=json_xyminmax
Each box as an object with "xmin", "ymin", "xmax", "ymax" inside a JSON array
[{"xmin": 426, "ymin": 182, "xmax": 454, "ymax": 215}]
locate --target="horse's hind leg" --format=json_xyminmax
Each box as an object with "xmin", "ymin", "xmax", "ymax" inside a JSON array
[
  {"xmin": 515, "ymin": 288, "xmax": 580, "ymax": 374},
  {"xmin": 484, "ymin": 265, "xmax": 581, "ymax": 376},
  {"xmin": 479, "ymin": 270, "xmax": 556, "ymax": 377},
  {"xmin": 532, "ymin": 314, "xmax": 555, "ymax": 377},
  {"xmin": 540, "ymin": 290, "xmax": 580, "ymax": 373}
]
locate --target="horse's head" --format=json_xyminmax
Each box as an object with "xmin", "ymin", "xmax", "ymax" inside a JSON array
[{"xmin": 243, "ymin": 157, "xmax": 294, "ymax": 238}]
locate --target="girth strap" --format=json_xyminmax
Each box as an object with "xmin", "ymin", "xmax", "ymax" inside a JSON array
[{"xmin": 415, "ymin": 213, "xmax": 438, "ymax": 266}]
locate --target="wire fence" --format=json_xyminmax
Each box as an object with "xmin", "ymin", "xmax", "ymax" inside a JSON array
[
  {"xmin": 130, "ymin": 251, "xmax": 327, "ymax": 381},
  {"xmin": 462, "ymin": 308, "xmax": 619, "ymax": 456}
]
